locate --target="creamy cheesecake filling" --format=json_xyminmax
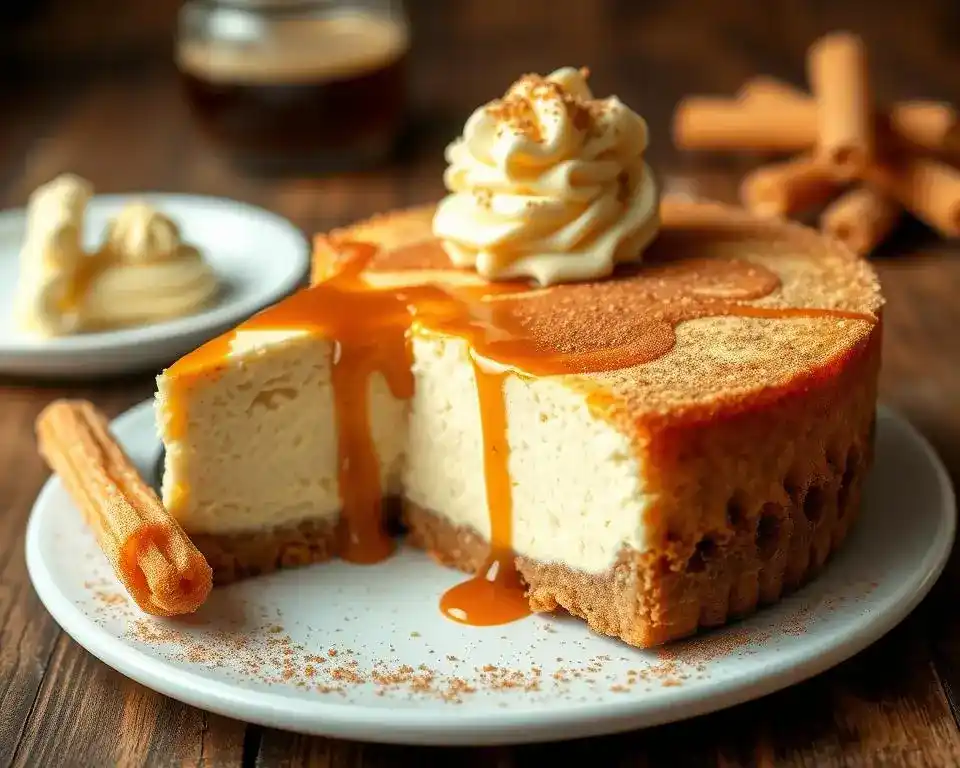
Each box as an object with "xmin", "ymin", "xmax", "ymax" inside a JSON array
[
  {"xmin": 158, "ymin": 325, "xmax": 651, "ymax": 573},
  {"xmin": 405, "ymin": 333, "xmax": 650, "ymax": 574},
  {"xmin": 157, "ymin": 329, "xmax": 406, "ymax": 535},
  {"xmin": 160, "ymin": 309, "xmax": 866, "ymax": 564}
]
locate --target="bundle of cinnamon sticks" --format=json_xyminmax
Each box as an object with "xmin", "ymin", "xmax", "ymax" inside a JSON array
[{"xmin": 672, "ymin": 31, "xmax": 960, "ymax": 255}]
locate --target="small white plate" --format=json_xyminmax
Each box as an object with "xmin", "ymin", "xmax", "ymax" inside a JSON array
[
  {"xmin": 0, "ymin": 194, "xmax": 309, "ymax": 379},
  {"xmin": 26, "ymin": 401, "xmax": 955, "ymax": 746}
]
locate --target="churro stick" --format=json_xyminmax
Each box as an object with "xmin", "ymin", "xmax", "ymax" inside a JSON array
[
  {"xmin": 807, "ymin": 32, "xmax": 874, "ymax": 176},
  {"xmin": 820, "ymin": 186, "xmax": 902, "ymax": 255},
  {"xmin": 740, "ymin": 154, "xmax": 844, "ymax": 219},
  {"xmin": 866, "ymin": 157, "xmax": 960, "ymax": 238},
  {"xmin": 36, "ymin": 400, "xmax": 212, "ymax": 617}
]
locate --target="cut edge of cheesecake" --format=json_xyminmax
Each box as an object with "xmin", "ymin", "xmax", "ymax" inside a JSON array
[{"xmin": 156, "ymin": 197, "xmax": 882, "ymax": 648}]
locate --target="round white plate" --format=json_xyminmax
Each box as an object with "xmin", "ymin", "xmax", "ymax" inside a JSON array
[
  {"xmin": 26, "ymin": 401, "xmax": 955, "ymax": 746},
  {"xmin": 0, "ymin": 194, "xmax": 309, "ymax": 378}
]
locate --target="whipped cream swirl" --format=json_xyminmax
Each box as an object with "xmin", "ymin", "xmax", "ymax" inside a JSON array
[
  {"xmin": 13, "ymin": 175, "xmax": 219, "ymax": 337},
  {"xmin": 433, "ymin": 67, "xmax": 660, "ymax": 285},
  {"xmin": 104, "ymin": 201, "xmax": 185, "ymax": 263}
]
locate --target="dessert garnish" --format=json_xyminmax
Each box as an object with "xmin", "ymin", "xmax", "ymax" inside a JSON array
[
  {"xmin": 671, "ymin": 31, "xmax": 960, "ymax": 255},
  {"xmin": 35, "ymin": 399, "xmax": 212, "ymax": 616},
  {"xmin": 433, "ymin": 66, "xmax": 660, "ymax": 285},
  {"xmin": 14, "ymin": 174, "xmax": 219, "ymax": 336}
]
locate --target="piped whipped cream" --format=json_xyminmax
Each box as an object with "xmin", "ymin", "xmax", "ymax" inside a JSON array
[
  {"xmin": 81, "ymin": 201, "xmax": 219, "ymax": 331},
  {"xmin": 103, "ymin": 201, "xmax": 185, "ymax": 263},
  {"xmin": 433, "ymin": 67, "xmax": 660, "ymax": 286},
  {"xmin": 13, "ymin": 175, "xmax": 219, "ymax": 336}
]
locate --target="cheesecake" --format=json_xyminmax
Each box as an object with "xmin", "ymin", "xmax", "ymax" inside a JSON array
[
  {"xmin": 156, "ymin": 196, "xmax": 881, "ymax": 647},
  {"xmin": 155, "ymin": 68, "xmax": 882, "ymax": 648}
]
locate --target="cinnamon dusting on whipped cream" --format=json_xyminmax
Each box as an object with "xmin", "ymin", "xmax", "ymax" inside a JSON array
[{"xmin": 433, "ymin": 66, "xmax": 660, "ymax": 286}]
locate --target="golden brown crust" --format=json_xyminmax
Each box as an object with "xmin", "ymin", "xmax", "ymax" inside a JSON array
[
  {"xmin": 191, "ymin": 501, "xmax": 403, "ymax": 586},
  {"xmin": 191, "ymin": 517, "xmax": 340, "ymax": 586},
  {"xmin": 639, "ymin": 322, "xmax": 881, "ymax": 556},
  {"xmin": 312, "ymin": 196, "xmax": 884, "ymax": 433}
]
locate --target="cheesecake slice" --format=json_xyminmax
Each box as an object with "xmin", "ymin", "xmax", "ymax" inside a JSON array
[{"xmin": 156, "ymin": 197, "xmax": 882, "ymax": 648}]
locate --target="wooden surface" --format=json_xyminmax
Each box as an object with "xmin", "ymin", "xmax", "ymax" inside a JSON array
[{"xmin": 2, "ymin": 0, "xmax": 960, "ymax": 765}]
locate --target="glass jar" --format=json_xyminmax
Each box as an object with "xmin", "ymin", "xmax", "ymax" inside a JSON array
[{"xmin": 175, "ymin": 0, "xmax": 410, "ymax": 174}]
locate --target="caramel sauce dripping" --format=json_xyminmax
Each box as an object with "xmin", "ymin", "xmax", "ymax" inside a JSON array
[
  {"xmin": 168, "ymin": 243, "xmax": 441, "ymax": 564},
  {"xmin": 166, "ymin": 237, "xmax": 875, "ymax": 627},
  {"xmin": 438, "ymin": 358, "xmax": 531, "ymax": 627}
]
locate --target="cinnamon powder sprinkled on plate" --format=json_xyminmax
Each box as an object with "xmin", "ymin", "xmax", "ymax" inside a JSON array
[
  {"xmin": 124, "ymin": 616, "xmax": 699, "ymax": 703},
  {"xmin": 656, "ymin": 628, "xmax": 769, "ymax": 666},
  {"xmin": 99, "ymin": 558, "xmax": 883, "ymax": 705}
]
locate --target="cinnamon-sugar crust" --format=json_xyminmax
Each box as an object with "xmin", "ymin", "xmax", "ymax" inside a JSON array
[{"xmin": 313, "ymin": 197, "xmax": 883, "ymax": 432}]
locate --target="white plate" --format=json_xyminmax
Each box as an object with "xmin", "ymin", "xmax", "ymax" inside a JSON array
[
  {"xmin": 0, "ymin": 194, "xmax": 309, "ymax": 378},
  {"xmin": 26, "ymin": 401, "xmax": 955, "ymax": 746}
]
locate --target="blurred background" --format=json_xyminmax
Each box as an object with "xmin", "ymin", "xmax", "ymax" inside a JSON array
[{"xmin": 3, "ymin": 0, "xmax": 959, "ymax": 239}]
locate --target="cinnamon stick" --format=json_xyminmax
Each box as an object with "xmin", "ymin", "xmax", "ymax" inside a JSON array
[
  {"xmin": 740, "ymin": 155, "xmax": 843, "ymax": 219},
  {"xmin": 807, "ymin": 32, "xmax": 874, "ymax": 176},
  {"xmin": 866, "ymin": 157, "xmax": 960, "ymax": 238},
  {"xmin": 672, "ymin": 96, "xmax": 816, "ymax": 152},
  {"xmin": 36, "ymin": 400, "xmax": 212, "ymax": 617},
  {"xmin": 741, "ymin": 76, "xmax": 959, "ymax": 155},
  {"xmin": 674, "ymin": 91, "xmax": 957, "ymax": 157},
  {"xmin": 820, "ymin": 186, "xmax": 902, "ymax": 255}
]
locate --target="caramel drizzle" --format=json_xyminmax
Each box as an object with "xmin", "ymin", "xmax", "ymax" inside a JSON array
[
  {"xmin": 439, "ymin": 357, "xmax": 530, "ymax": 627},
  {"xmin": 166, "ymin": 240, "xmax": 875, "ymax": 627}
]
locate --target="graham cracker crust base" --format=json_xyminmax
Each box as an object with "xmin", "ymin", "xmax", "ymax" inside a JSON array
[
  {"xmin": 191, "ymin": 517, "xmax": 340, "ymax": 586},
  {"xmin": 402, "ymin": 432, "xmax": 869, "ymax": 648},
  {"xmin": 191, "ymin": 500, "xmax": 402, "ymax": 586}
]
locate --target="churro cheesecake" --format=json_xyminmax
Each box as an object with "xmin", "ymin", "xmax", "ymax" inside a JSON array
[{"xmin": 155, "ymin": 68, "xmax": 883, "ymax": 648}]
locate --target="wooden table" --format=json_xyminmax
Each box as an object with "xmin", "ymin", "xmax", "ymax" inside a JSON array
[{"xmin": 2, "ymin": 1, "xmax": 959, "ymax": 765}]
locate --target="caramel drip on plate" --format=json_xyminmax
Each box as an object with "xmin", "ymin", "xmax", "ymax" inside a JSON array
[
  {"xmin": 439, "ymin": 359, "xmax": 531, "ymax": 626},
  {"xmin": 166, "ymin": 238, "xmax": 875, "ymax": 627}
]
